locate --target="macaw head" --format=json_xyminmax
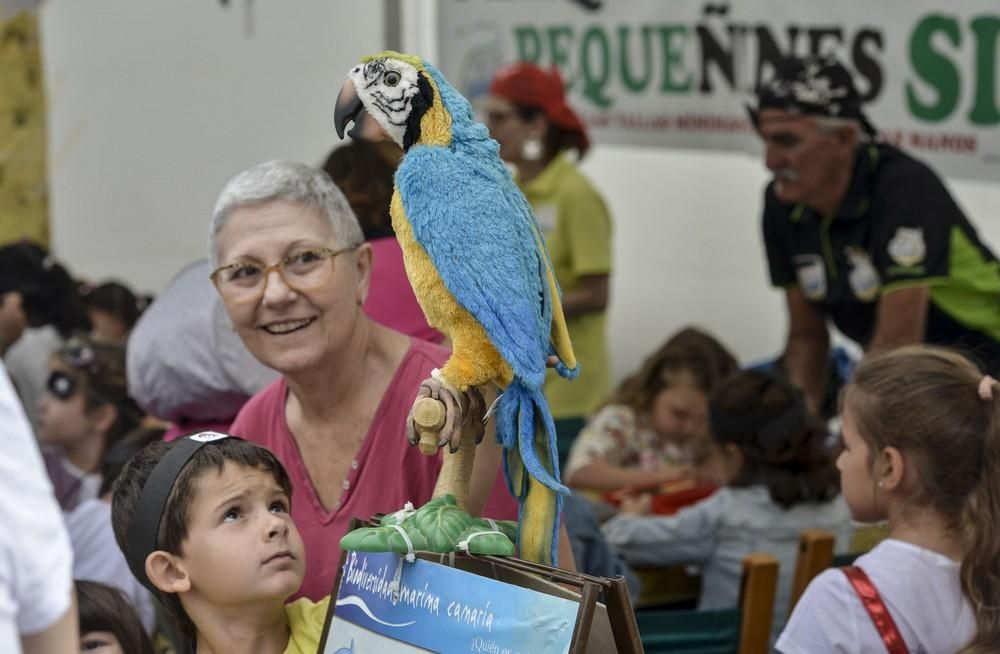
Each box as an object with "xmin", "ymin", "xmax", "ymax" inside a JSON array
[{"xmin": 335, "ymin": 51, "xmax": 484, "ymax": 152}]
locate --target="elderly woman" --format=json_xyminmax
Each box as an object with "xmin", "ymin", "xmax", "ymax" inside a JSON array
[{"xmin": 208, "ymin": 160, "xmax": 529, "ymax": 600}]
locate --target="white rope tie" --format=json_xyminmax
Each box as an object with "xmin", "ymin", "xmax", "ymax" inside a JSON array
[
  {"xmin": 388, "ymin": 524, "xmax": 416, "ymax": 563},
  {"xmin": 387, "ymin": 524, "xmax": 416, "ymax": 602},
  {"xmin": 457, "ymin": 530, "xmax": 506, "ymax": 553},
  {"xmin": 385, "ymin": 501, "xmax": 416, "ymax": 524}
]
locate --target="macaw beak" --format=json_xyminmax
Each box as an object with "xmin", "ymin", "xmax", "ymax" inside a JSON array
[
  {"xmin": 334, "ymin": 79, "xmax": 363, "ymax": 139},
  {"xmin": 335, "ymin": 79, "xmax": 387, "ymax": 141}
]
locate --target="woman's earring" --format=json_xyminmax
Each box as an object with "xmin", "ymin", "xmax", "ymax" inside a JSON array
[
  {"xmin": 877, "ymin": 480, "xmax": 885, "ymax": 488},
  {"xmin": 520, "ymin": 136, "xmax": 544, "ymax": 161}
]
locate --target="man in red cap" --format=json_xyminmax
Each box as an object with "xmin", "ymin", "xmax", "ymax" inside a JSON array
[{"xmin": 484, "ymin": 62, "xmax": 612, "ymax": 465}]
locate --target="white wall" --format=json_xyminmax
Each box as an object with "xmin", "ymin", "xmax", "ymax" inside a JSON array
[
  {"xmin": 41, "ymin": 0, "xmax": 384, "ymax": 292},
  {"xmin": 40, "ymin": 1, "xmax": 1000, "ymax": 382}
]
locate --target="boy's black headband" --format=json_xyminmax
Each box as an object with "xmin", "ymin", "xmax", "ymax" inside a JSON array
[{"xmin": 125, "ymin": 432, "xmax": 231, "ymax": 593}]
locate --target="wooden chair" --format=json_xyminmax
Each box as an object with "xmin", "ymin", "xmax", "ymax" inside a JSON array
[
  {"xmin": 788, "ymin": 529, "xmax": 835, "ymax": 614},
  {"xmin": 788, "ymin": 526, "xmax": 890, "ymax": 617},
  {"xmin": 635, "ymin": 553, "xmax": 779, "ymax": 654}
]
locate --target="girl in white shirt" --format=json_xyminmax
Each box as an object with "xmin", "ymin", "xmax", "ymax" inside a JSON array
[{"xmin": 778, "ymin": 345, "xmax": 997, "ymax": 654}]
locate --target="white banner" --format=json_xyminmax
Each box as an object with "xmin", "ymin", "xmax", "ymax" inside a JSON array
[{"xmin": 437, "ymin": 0, "xmax": 1000, "ymax": 182}]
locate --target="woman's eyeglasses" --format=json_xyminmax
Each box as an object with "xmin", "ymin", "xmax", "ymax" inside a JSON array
[{"xmin": 210, "ymin": 245, "xmax": 360, "ymax": 304}]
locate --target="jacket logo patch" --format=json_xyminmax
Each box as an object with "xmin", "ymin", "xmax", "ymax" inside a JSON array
[
  {"xmin": 846, "ymin": 247, "xmax": 881, "ymax": 302},
  {"xmin": 794, "ymin": 254, "xmax": 827, "ymax": 301},
  {"xmin": 888, "ymin": 227, "xmax": 926, "ymax": 267}
]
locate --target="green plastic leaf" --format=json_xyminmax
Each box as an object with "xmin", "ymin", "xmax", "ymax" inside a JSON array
[
  {"xmin": 411, "ymin": 496, "xmax": 474, "ymax": 553},
  {"xmin": 457, "ymin": 526, "xmax": 515, "ymax": 556},
  {"xmin": 340, "ymin": 495, "xmax": 519, "ymax": 557},
  {"xmin": 473, "ymin": 518, "xmax": 518, "ymax": 544},
  {"xmin": 339, "ymin": 525, "xmax": 430, "ymax": 554}
]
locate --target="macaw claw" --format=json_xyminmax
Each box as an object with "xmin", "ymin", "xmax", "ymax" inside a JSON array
[{"xmin": 406, "ymin": 376, "xmax": 486, "ymax": 453}]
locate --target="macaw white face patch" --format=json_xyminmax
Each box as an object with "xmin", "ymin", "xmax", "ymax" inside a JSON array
[
  {"xmin": 845, "ymin": 246, "xmax": 881, "ymax": 302},
  {"xmin": 347, "ymin": 58, "xmax": 422, "ymax": 148},
  {"xmin": 888, "ymin": 227, "xmax": 926, "ymax": 267},
  {"xmin": 794, "ymin": 254, "xmax": 827, "ymax": 301}
]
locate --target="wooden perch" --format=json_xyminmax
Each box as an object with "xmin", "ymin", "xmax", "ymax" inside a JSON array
[{"xmin": 412, "ymin": 395, "xmax": 478, "ymax": 510}]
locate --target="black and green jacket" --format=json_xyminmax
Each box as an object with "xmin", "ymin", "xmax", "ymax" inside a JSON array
[{"xmin": 763, "ymin": 143, "xmax": 1000, "ymax": 369}]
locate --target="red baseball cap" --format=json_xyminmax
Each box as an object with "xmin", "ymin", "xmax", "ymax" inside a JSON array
[{"xmin": 489, "ymin": 62, "xmax": 589, "ymax": 148}]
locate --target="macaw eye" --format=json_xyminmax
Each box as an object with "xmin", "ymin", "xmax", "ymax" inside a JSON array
[{"xmin": 384, "ymin": 70, "xmax": 401, "ymax": 87}]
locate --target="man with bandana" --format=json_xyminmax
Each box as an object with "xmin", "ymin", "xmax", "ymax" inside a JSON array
[{"xmin": 751, "ymin": 55, "xmax": 1000, "ymax": 413}]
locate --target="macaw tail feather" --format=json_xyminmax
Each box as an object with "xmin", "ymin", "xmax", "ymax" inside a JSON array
[
  {"xmin": 496, "ymin": 380, "xmax": 568, "ymax": 565},
  {"xmin": 554, "ymin": 358, "xmax": 579, "ymax": 381}
]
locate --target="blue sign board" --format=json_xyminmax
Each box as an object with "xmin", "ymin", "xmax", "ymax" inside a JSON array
[{"xmin": 323, "ymin": 552, "xmax": 578, "ymax": 654}]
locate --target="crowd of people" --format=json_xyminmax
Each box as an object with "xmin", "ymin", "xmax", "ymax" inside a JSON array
[{"xmin": 2, "ymin": 53, "xmax": 1000, "ymax": 654}]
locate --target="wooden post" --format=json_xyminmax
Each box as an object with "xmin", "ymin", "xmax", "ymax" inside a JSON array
[{"xmin": 412, "ymin": 396, "xmax": 477, "ymax": 510}]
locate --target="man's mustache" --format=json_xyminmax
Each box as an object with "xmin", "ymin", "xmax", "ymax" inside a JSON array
[{"xmin": 774, "ymin": 168, "xmax": 800, "ymax": 182}]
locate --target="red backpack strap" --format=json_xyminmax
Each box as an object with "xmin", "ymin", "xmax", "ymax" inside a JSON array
[{"xmin": 842, "ymin": 566, "xmax": 910, "ymax": 654}]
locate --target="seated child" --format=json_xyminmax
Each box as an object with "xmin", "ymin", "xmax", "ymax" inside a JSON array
[
  {"xmin": 564, "ymin": 327, "xmax": 739, "ymax": 493},
  {"xmin": 37, "ymin": 335, "xmax": 144, "ymax": 510},
  {"xmin": 778, "ymin": 346, "xmax": 991, "ymax": 653},
  {"xmin": 76, "ymin": 579, "xmax": 155, "ymax": 654},
  {"xmin": 111, "ymin": 433, "xmax": 327, "ymax": 653},
  {"xmin": 603, "ymin": 370, "xmax": 852, "ymax": 638},
  {"xmin": 80, "ymin": 280, "xmax": 151, "ymax": 343},
  {"xmin": 67, "ymin": 426, "xmax": 165, "ymax": 633}
]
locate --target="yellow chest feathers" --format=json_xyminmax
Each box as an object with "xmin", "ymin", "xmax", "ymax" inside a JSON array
[{"xmin": 389, "ymin": 190, "xmax": 461, "ymax": 329}]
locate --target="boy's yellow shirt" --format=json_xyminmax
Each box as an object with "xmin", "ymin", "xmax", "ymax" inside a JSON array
[{"xmin": 284, "ymin": 595, "xmax": 330, "ymax": 654}]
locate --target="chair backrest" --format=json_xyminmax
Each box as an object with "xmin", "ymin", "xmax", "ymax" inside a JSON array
[
  {"xmin": 634, "ymin": 553, "xmax": 779, "ymax": 654},
  {"xmin": 832, "ymin": 551, "xmax": 860, "ymax": 568},
  {"xmin": 737, "ymin": 553, "xmax": 779, "ymax": 654},
  {"xmin": 788, "ymin": 529, "xmax": 836, "ymax": 615}
]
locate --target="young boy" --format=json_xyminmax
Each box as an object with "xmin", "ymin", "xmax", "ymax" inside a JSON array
[{"xmin": 110, "ymin": 433, "xmax": 328, "ymax": 653}]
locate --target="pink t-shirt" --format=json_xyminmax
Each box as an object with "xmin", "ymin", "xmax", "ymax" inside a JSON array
[
  {"xmin": 364, "ymin": 237, "xmax": 443, "ymax": 343},
  {"xmin": 228, "ymin": 338, "xmax": 517, "ymax": 600}
]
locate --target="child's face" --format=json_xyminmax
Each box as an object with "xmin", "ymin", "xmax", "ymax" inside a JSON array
[
  {"xmin": 36, "ymin": 362, "xmax": 95, "ymax": 446},
  {"xmin": 0, "ymin": 291, "xmax": 26, "ymax": 349},
  {"xmin": 175, "ymin": 461, "xmax": 305, "ymax": 607},
  {"xmin": 79, "ymin": 631, "xmax": 123, "ymax": 653},
  {"xmin": 649, "ymin": 376, "xmax": 708, "ymax": 445},
  {"xmin": 837, "ymin": 409, "xmax": 884, "ymax": 522},
  {"xmin": 88, "ymin": 309, "xmax": 129, "ymax": 342}
]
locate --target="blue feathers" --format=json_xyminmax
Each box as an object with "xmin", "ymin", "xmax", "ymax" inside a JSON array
[
  {"xmin": 396, "ymin": 144, "xmax": 551, "ymax": 387},
  {"xmin": 394, "ymin": 56, "xmax": 574, "ymax": 564}
]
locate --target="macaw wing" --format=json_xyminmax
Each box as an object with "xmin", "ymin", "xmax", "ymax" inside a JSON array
[{"xmin": 396, "ymin": 145, "xmax": 550, "ymax": 384}]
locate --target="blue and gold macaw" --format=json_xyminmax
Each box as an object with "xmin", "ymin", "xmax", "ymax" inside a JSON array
[{"xmin": 335, "ymin": 52, "xmax": 577, "ymax": 565}]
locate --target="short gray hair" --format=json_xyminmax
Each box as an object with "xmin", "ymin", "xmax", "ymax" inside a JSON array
[
  {"xmin": 209, "ymin": 160, "xmax": 364, "ymax": 266},
  {"xmin": 815, "ymin": 116, "xmax": 867, "ymax": 142}
]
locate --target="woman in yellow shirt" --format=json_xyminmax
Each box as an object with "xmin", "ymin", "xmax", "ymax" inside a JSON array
[{"xmin": 484, "ymin": 63, "xmax": 613, "ymax": 463}]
